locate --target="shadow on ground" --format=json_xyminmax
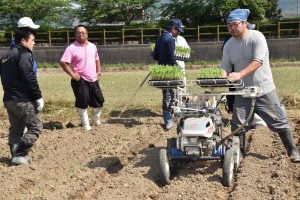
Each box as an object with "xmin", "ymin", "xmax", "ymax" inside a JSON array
[
  {"xmin": 106, "ymin": 118, "xmax": 143, "ymax": 128},
  {"xmin": 106, "ymin": 109, "xmax": 159, "ymax": 127},
  {"xmin": 87, "ymin": 156, "xmax": 124, "ymax": 174},
  {"xmin": 134, "ymin": 145, "xmax": 223, "ymax": 186},
  {"xmin": 110, "ymin": 109, "xmax": 159, "ymax": 118},
  {"xmin": 134, "ymin": 145, "xmax": 162, "ymax": 185},
  {"xmin": 0, "ymin": 156, "xmax": 12, "ymax": 166}
]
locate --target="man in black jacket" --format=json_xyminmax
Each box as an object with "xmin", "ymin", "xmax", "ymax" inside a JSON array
[
  {"xmin": 0, "ymin": 28, "xmax": 44, "ymax": 165},
  {"xmin": 153, "ymin": 19, "xmax": 183, "ymax": 130}
]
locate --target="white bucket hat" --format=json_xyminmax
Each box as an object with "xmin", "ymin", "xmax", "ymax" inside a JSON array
[{"xmin": 17, "ymin": 17, "xmax": 40, "ymax": 29}]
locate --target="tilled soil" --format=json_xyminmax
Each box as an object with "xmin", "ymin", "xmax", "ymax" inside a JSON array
[{"xmin": 0, "ymin": 112, "xmax": 300, "ymax": 200}]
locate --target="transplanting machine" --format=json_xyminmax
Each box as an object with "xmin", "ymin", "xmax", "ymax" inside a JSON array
[{"xmin": 148, "ymin": 78, "xmax": 259, "ymax": 187}]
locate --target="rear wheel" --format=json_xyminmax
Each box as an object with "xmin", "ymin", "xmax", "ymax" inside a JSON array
[
  {"xmin": 159, "ymin": 149, "xmax": 170, "ymax": 186},
  {"xmin": 222, "ymin": 148, "xmax": 235, "ymax": 187}
]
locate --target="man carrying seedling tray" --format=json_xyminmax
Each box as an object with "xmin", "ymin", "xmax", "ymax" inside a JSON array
[{"xmin": 153, "ymin": 19, "xmax": 183, "ymax": 130}]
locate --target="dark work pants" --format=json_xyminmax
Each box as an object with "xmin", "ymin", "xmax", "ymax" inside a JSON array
[
  {"xmin": 232, "ymin": 90, "xmax": 290, "ymax": 133},
  {"xmin": 71, "ymin": 78, "xmax": 105, "ymax": 109},
  {"xmin": 162, "ymin": 89, "xmax": 174, "ymax": 124},
  {"xmin": 4, "ymin": 100, "xmax": 43, "ymax": 146}
]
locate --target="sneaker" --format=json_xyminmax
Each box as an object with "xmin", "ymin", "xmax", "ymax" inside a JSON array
[
  {"xmin": 11, "ymin": 156, "xmax": 32, "ymax": 165},
  {"xmin": 165, "ymin": 123, "xmax": 173, "ymax": 130}
]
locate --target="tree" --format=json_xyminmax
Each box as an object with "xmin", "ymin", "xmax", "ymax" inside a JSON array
[
  {"xmin": 0, "ymin": 0, "xmax": 72, "ymax": 30},
  {"xmin": 74, "ymin": 0, "xmax": 159, "ymax": 26},
  {"xmin": 160, "ymin": 0, "xmax": 282, "ymax": 26},
  {"xmin": 265, "ymin": 0, "xmax": 282, "ymax": 22},
  {"xmin": 160, "ymin": 0, "xmax": 210, "ymax": 26}
]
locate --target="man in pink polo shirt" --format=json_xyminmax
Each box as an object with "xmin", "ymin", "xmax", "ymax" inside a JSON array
[{"xmin": 60, "ymin": 25, "xmax": 104, "ymax": 131}]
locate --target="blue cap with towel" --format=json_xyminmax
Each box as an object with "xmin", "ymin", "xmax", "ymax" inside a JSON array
[{"xmin": 227, "ymin": 9, "xmax": 250, "ymax": 22}]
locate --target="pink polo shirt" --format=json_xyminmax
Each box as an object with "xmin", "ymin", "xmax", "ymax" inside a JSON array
[{"xmin": 60, "ymin": 41, "xmax": 100, "ymax": 82}]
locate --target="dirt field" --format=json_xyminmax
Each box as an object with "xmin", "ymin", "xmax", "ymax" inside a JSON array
[
  {"xmin": 0, "ymin": 107, "xmax": 300, "ymax": 200},
  {"xmin": 0, "ymin": 68, "xmax": 300, "ymax": 199}
]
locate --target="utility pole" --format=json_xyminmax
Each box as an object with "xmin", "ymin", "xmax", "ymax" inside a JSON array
[
  {"xmin": 296, "ymin": 0, "xmax": 300, "ymax": 18},
  {"xmin": 298, "ymin": 0, "xmax": 299, "ymax": 18}
]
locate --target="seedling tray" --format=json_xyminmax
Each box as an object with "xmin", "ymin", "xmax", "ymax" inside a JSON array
[
  {"xmin": 148, "ymin": 80, "xmax": 185, "ymax": 89},
  {"xmin": 196, "ymin": 78, "xmax": 243, "ymax": 87},
  {"xmin": 175, "ymin": 56, "xmax": 189, "ymax": 61}
]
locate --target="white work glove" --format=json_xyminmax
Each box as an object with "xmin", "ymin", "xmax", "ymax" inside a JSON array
[{"xmin": 35, "ymin": 98, "xmax": 44, "ymax": 112}]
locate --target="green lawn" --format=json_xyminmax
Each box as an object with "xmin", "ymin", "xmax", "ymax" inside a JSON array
[{"xmin": 0, "ymin": 67, "xmax": 300, "ymax": 121}]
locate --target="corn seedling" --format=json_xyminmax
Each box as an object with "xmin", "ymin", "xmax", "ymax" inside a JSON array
[
  {"xmin": 175, "ymin": 46, "xmax": 191, "ymax": 60},
  {"xmin": 198, "ymin": 68, "xmax": 223, "ymax": 78},
  {"xmin": 149, "ymin": 43, "xmax": 191, "ymax": 60},
  {"xmin": 150, "ymin": 43, "xmax": 156, "ymax": 52},
  {"xmin": 149, "ymin": 64, "xmax": 184, "ymax": 80}
]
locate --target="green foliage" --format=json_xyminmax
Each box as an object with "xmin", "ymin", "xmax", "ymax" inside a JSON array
[
  {"xmin": 270, "ymin": 57, "xmax": 298, "ymax": 62},
  {"xmin": 161, "ymin": 0, "xmax": 282, "ymax": 26},
  {"xmin": 124, "ymin": 22, "xmax": 156, "ymax": 28},
  {"xmin": 0, "ymin": 31, "xmax": 5, "ymax": 39},
  {"xmin": 0, "ymin": 0, "xmax": 72, "ymax": 30},
  {"xmin": 38, "ymin": 62, "xmax": 60, "ymax": 69},
  {"xmin": 161, "ymin": 0, "xmax": 210, "ymax": 26},
  {"xmin": 198, "ymin": 68, "xmax": 223, "ymax": 78},
  {"xmin": 264, "ymin": 0, "xmax": 282, "ymax": 22},
  {"xmin": 149, "ymin": 64, "xmax": 184, "ymax": 80},
  {"xmin": 74, "ymin": 0, "xmax": 159, "ymax": 26},
  {"xmin": 186, "ymin": 60, "xmax": 220, "ymax": 66},
  {"xmin": 102, "ymin": 63, "xmax": 146, "ymax": 70},
  {"xmin": 38, "ymin": 24, "xmax": 55, "ymax": 32}
]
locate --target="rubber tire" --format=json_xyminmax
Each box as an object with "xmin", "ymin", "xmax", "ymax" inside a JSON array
[
  {"xmin": 159, "ymin": 149, "xmax": 170, "ymax": 186},
  {"xmin": 222, "ymin": 148, "xmax": 235, "ymax": 187}
]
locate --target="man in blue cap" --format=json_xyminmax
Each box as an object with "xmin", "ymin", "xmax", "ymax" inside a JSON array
[
  {"xmin": 220, "ymin": 9, "xmax": 300, "ymax": 162},
  {"xmin": 153, "ymin": 19, "xmax": 183, "ymax": 130}
]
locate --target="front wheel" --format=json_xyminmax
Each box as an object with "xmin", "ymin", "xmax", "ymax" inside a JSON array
[
  {"xmin": 159, "ymin": 149, "xmax": 170, "ymax": 186},
  {"xmin": 222, "ymin": 148, "xmax": 235, "ymax": 187}
]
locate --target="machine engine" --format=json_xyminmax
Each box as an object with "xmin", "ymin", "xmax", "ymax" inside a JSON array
[{"xmin": 178, "ymin": 117, "xmax": 220, "ymax": 156}]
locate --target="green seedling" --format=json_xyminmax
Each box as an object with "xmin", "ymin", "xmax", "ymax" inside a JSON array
[
  {"xmin": 150, "ymin": 43, "xmax": 156, "ymax": 52},
  {"xmin": 175, "ymin": 46, "xmax": 191, "ymax": 59},
  {"xmin": 149, "ymin": 64, "xmax": 184, "ymax": 80},
  {"xmin": 198, "ymin": 68, "xmax": 223, "ymax": 78},
  {"xmin": 149, "ymin": 43, "xmax": 191, "ymax": 60}
]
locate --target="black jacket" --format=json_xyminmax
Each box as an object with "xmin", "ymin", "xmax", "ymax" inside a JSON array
[
  {"xmin": 153, "ymin": 31, "xmax": 176, "ymax": 66},
  {"xmin": 0, "ymin": 44, "xmax": 42, "ymax": 102}
]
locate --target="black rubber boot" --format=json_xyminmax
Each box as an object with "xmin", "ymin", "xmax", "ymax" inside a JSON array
[
  {"xmin": 9, "ymin": 144, "xmax": 19, "ymax": 158},
  {"xmin": 11, "ymin": 142, "xmax": 33, "ymax": 165},
  {"xmin": 278, "ymin": 129, "xmax": 300, "ymax": 163}
]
